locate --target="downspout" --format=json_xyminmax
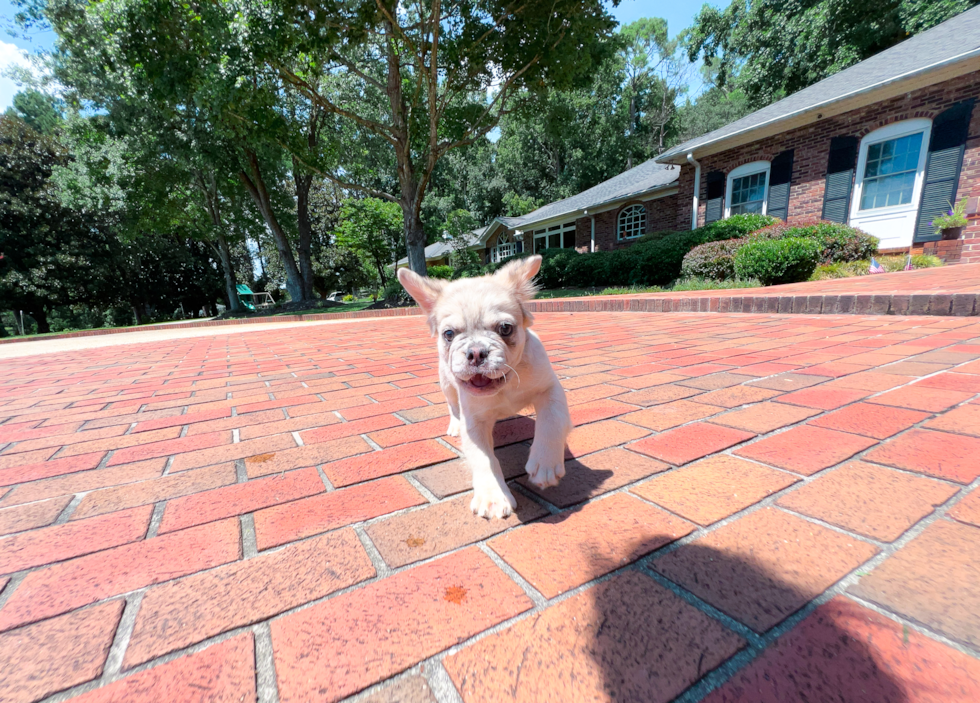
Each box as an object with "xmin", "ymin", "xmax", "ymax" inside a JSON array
[
  {"xmin": 584, "ymin": 210, "xmax": 596, "ymax": 252},
  {"xmin": 687, "ymin": 153, "xmax": 701, "ymax": 230}
]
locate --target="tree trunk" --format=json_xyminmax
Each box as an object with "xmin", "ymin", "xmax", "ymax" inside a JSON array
[
  {"xmin": 293, "ymin": 164, "xmax": 316, "ymax": 301},
  {"xmin": 215, "ymin": 230, "xmax": 241, "ymax": 313},
  {"xmin": 30, "ymin": 309, "xmax": 49, "ymax": 334},
  {"xmin": 238, "ymin": 151, "xmax": 305, "ymax": 303},
  {"xmin": 402, "ymin": 200, "xmax": 427, "ymax": 275}
]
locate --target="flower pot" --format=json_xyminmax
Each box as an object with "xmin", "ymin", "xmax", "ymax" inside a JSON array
[{"xmin": 941, "ymin": 226, "xmax": 963, "ymax": 240}]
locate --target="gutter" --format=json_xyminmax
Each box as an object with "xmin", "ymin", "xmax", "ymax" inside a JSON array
[
  {"xmin": 686, "ymin": 153, "xmax": 701, "ymax": 231},
  {"xmin": 661, "ymin": 45, "xmax": 980, "ymax": 163},
  {"xmin": 584, "ymin": 210, "xmax": 596, "ymax": 252}
]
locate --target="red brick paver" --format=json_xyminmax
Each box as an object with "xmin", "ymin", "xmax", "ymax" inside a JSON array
[{"xmin": 0, "ymin": 309, "xmax": 978, "ymax": 702}]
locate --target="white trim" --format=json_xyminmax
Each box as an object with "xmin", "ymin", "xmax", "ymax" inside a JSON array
[
  {"xmin": 724, "ymin": 161, "xmax": 771, "ymax": 218},
  {"xmin": 617, "ymin": 204, "xmax": 647, "ymax": 240},
  {"xmin": 530, "ymin": 220, "xmax": 577, "ymax": 254},
  {"xmin": 687, "ymin": 153, "xmax": 701, "ymax": 230},
  {"xmin": 848, "ymin": 118, "xmax": 932, "ymax": 249}
]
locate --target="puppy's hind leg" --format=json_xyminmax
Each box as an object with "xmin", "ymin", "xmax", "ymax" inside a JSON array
[
  {"xmin": 526, "ymin": 382, "xmax": 572, "ymax": 489},
  {"xmin": 462, "ymin": 421, "xmax": 516, "ymax": 519}
]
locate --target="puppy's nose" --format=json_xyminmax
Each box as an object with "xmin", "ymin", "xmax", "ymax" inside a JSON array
[{"xmin": 465, "ymin": 345, "xmax": 488, "ymax": 366}]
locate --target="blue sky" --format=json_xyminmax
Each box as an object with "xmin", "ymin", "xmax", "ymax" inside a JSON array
[{"xmin": 0, "ymin": 0, "xmax": 721, "ymax": 110}]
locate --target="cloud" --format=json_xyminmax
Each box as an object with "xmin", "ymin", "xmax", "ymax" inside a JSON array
[{"xmin": 0, "ymin": 39, "xmax": 31, "ymax": 111}]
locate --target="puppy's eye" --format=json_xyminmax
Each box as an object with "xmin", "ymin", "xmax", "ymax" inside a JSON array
[
  {"xmin": 498, "ymin": 323, "xmax": 514, "ymax": 337},
  {"xmin": 443, "ymin": 329, "xmax": 455, "ymax": 343}
]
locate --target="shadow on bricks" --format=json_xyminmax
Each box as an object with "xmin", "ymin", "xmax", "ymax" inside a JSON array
[{"xmin": 450, "ymin": 538, "xmax": 918, "ymax": 702}]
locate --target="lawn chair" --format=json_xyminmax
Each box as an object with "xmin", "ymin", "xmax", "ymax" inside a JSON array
[{"xmin": 236, "ymin": 284, "xmax": 275, "ymax": 310}]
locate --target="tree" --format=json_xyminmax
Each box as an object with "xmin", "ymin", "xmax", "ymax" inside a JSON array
[
  {"xmin": 688, "ymin": 0, "xmax": 980, "ymax": 108},
  {"xmin": 334, "ymin": 198, "xmax": 403, "ymax": 286},
  {"xmin": 4, "ymin": 89, "xmax": 63, "ymax": 135},
  {"xmin": 0, "ymin": 115, "xmax": 118, "ymax": 332},
  {"xmin": 245, "ymin": 0, "xmax": 619, "ymax": 275},
  {"xmin": 441, "ymin": 209, "xmax": 480, "ymax": 269}
]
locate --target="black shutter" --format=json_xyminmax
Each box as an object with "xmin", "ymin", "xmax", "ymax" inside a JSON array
[
  {"xmin": 821, "ymin": 136, "xmax": 858, "ymax": 223},
  {"xmin": 704, "ymin": 171, "xmax": 725, "ymax": 224},
  {"xmin": 766, "ymin": 149, "xmax": 794, "ymax": 220},
  {"xmin": 914, "ymin": 100, "xmax": 975, "ymax": 243}
]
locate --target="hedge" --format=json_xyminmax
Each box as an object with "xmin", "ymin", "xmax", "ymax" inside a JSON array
[
  {"xmin": 734, "ymin": 237, "xmax": 822, "ymax": 285},
  {"xmin": 750, "ymin": 220, "xmax": 878, "ymax": 263},
  {"xmin": 680, "ymin": 239, "xmax": 743, "ymax": 280}
]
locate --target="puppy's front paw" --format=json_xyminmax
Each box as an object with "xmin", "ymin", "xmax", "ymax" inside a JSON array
[
  {"xmin": 470, "ymin": 484, "xmax": 517, "ymax": 519},
  {"xmin": 525, "ymin": 454, "xmax": 566, "ymax": 489},
  {"xmin": 446, "ymin": 416, "xmax": 461, "ymax": 437}
]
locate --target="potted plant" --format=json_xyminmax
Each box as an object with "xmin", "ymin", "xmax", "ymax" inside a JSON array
[{"xmin": 932, "ymin": 197, "xmax": 969, "ymax": 240}]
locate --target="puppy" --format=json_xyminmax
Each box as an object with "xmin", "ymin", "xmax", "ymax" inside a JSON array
[{"xmin": 398, "ymin": 255, "xmax": 572, "ymax": 519}]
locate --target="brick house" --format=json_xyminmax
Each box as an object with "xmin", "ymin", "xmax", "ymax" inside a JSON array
[
  {"xmin": 482, "ymin": 6, "xmax": 980, "ymax": 266},
  {"xmin": 657, "ymin": 5, "xmax": 980, "ymax": 264},
  {"xmin": 478, "ymin": 159, "xmax": 680, "ymax": 264}
]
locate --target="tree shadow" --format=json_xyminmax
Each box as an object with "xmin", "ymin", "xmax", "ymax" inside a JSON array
[
  {"xmin": 455, "ymin": 534, "xmax": 922, "ymax": 702},
  {"xmin": 582, "ymin": 540, "xmax": 916, "ymax": 703}
]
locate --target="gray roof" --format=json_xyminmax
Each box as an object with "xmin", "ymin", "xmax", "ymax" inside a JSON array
[
  {"xmin": 659, "ymin": 4, "xmax": 980, "ymax": 162},
  {"xmin": 496, "ymin": 158, "xmax": 680, "ymax": 229}
]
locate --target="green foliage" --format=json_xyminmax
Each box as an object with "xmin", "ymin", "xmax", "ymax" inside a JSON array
[
  {"xmin": 4, "ymin": 90, "xmax": 64, "ymax": 135},
  {"xmin": 426, "ymin": 266, "xmax": 454, "ymax": 280},
  {"xmin": 681, "ymin": 239, "xmax": 743, "ymax": 279},
  {"xmin": 342, "ymin": 294, "xmax": 355, "ymax": 303},
  {"xmin": 334, "ymin": 198, "xmax": 404, "ymax": 286},
  {"xmin": 699, "ymin": 213, "xmax": 778, "ymax": 240},
  {"xmin": 671, "ymin": 276, "xmax": 762, "ymax": 291},
  {"xmin": 688, "ymin": 0, "xmax": 979, "ymax": 108},
  {"xmin": 811, "ymin": 254, "xmax": 942, "ymax": 280},
  {"xmin": 734, "ymin": 238, "xmax": 822, "ymax": 285},
  {"xmin": 750, "ymin": 220, "xmax": 879, "ymax": 262},
  {"xmin": 931, "ymin": 197, "xmax": 969, "ymax": 233}
]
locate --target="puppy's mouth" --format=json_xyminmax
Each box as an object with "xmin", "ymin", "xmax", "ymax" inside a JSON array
[{"xmin": 458, "ymin": 372, "xmax": 508, "ymax": 395}]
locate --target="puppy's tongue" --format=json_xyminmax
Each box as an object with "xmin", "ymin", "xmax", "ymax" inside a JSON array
[{"xmin": 469, "ymin": 374, "xmax": 493, "ymax": 388}]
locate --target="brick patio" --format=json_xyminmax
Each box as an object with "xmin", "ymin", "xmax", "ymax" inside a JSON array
[{"xmin": 1, "ymin": 311, "xmax": 979, "ymax": 702}]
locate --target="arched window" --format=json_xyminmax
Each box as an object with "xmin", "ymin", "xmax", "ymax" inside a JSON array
[
  {"xmin": 725, "ymin": 161, "xmax": 770, "ymax": 217},
  {"xmin": 617, "ymin": 204, "xmax": 646, "ymax": 240}
]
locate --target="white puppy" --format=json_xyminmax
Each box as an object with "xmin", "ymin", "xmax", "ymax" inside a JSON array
[{"xmin": 398, "ymin": 255, "xmax": 572, "ymax": 519}]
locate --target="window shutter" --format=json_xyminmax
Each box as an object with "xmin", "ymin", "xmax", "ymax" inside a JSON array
[
  {"xmin": 821, "ymin": 136, "xmax": 858, "ymax": 223},
  {"xmin": 914, "ymin": 100, "xmax": 975, "ymax": 243},
  {"xmin": 766, "ymin": 149, "xmax": 794, "ymax": 220},
  {"xmin": 704, "ymin": 171, "xmax": 725, "ymax": 224}
]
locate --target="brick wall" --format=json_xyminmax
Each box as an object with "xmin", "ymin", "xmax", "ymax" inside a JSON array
[
  {"xmin": 675, "ymin": 71, "xmax": 980, "ymax": 263},
  {"xmin": 574, "ymin": 193, "xmax": 681, "ymax": 252}
]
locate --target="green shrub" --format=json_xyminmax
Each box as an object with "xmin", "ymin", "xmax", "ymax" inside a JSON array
[
  {"xmin": 680, "ymin": 239, "xmax": 743, "ymax": 280},
  {"xmin": 426, "ymin": 265, "xmax": 453, "ymax": 279},
  {"xmin": 342, "ymin": 294, "xmax": 356, "ymax": 302},
  {"xmin": 750, "ymin": 220, "xmax": 878, "ymax": 263},
  {"xmin": 734, "ymin": 237, "xmax": 822, "ymax": 285},
  {"xmin": 810, "ymin": 254, "xmax": 942, "ymax": 280},
  {"xmin": 382, "ymin": 278, "xmax": 410, "ymax": 303},
  {"xmin": 697, "ymin": 213, "xmax": 778, "ymax": 241}
]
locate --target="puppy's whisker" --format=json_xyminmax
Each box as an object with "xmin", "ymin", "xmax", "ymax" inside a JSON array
[{"xmin": 502, "ymin": 363, "xmax": 521, "ymax": 388}]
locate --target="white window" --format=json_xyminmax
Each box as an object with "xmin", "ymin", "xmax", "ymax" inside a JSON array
[
  {"xmin": 532, "ymin": 221, "xmax": 576, "ymax": 253},
  {"xmin": 617, "ymin": 204, "xmax": 646, "ymax": 240},
  {"xmin": 849, "ymin": 118, "xmax": 931, "ymax": 250},
  {"xmin": 490, "ymin": 241, "xmax": 517, "ymax": 263},
  {"xmin": 725, "ymin": 161, "xmax": 770, "ymax": 217},
  {"xmin": 858, "ymin": 132, "xmax": 924, "ymax": 210}
]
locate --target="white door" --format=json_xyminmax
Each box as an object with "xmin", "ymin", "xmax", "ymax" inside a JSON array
[{"xmin": 849, "ymin": 119, "xmax": 931, "ymax": 250}]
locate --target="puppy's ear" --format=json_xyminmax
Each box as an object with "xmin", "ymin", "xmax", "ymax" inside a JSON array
[
  {"xmin": 495, "ymin": 254, "xmax": 541, "ymax": 325},
  {"xmin": 397, "ymin": 267, "xmax": 446, "ymax": 315},
  {"xmin": 495, "ymin": 254, "xmax": 541, "ymax": 303}
]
